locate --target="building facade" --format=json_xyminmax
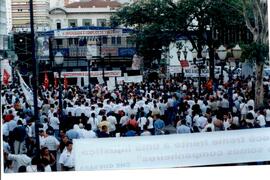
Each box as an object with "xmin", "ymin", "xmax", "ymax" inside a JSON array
[
  {"xmin": 0, "ymin": 0, "xmax": 8, "ymax": 55},
  {"xmin": 49, "ymin": 0, "xmax": 122, "ymax": 30},
  {"xmin": 11, "ymin": 0, "xmax": 50, "ymax": 32}
]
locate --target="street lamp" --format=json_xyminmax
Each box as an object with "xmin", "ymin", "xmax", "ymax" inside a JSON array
[
  {"xmin": 101, "ymin": 52, "xmax": 105, "ymax": 81},
  {"xmin": 193, "ymin": 48, "xmax": 206, "ymax": 96},
  {"xmin": 54, "ymin": 52, "xmax": 64, "ymax": 115},
  {"xmin": 217, "ymin": 45, "xmax": 228, "ymax": 81},
  {"xmin": 232, "ymin": 44, "xmax": 242, "ymax": 60},
  {"xmin": 177, "ymin": 49, "xmax": 182, "ymax": 76},
  {"xmin": 228, "ymin": 44, "xmax": 242, "ymax": 111},
  {"xmin": 86, "ymin": 51, "xmax": 92, "ymax": 97}
]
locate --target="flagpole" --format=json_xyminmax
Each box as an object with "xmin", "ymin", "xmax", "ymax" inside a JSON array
[{"xmin": 29, "ymin": 0, "xmax": 40, "ymax": 158}]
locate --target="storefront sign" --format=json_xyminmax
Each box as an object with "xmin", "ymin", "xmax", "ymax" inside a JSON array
[
  {"xmin": 54, "ymin": 29, "xmax": 123, "ymax": 38},
  {"xmin": 54, "ymin": 71, "xmax": 121, "ymax": 78}
]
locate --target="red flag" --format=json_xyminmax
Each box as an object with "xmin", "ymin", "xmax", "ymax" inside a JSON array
[
  {"xmin": 44, "ymin": 72, "xmax": 49, "ymax": 89},
  {"xmin": 64, "ymin": 75, "xmax": 68, "ymax": 89},
  {"xmin": 180, "ymin": 60, "xmax": 189, "ymax": 68},
  {"xmin": 54, "ymin": 77, "xmax": 58, "ymax": 88},
  {"xmin": 3, "ymin": 69, "xmax": 10, "ymax": 85}
]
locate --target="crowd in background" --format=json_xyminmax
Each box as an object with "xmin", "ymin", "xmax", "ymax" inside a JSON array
[{"xmin": 2, "ymin": 73, "xmax": 270, "ymax": 173}]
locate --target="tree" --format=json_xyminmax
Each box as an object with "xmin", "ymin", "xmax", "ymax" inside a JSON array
[
  {"xmin": 112, "ymin": 0, "xmax": 268, "ymax": 108},
  {"xmin": 111, "ymin": 0, "xmax": 245, "ymax": 72},
  {"xmin": 241, "ymin": 0, "xmax": 268, "ymax": 108}
]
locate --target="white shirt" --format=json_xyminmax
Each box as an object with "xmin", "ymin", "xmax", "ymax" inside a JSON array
[
  {"xmin": 74, "ymin": 106, "xmax": 84, "ymax": 117},
  {"xmin": 265, "ymin": 109, "xmax": 270, "ymax": 122},
  {"xmin": 84, "ymin": 130, "xmax": 97, "ymax": 138},
  {"xmin": 119, "ymin": 116, "xmax": 129, "ymax": 126},
  {"xmin": 87, "ymin": 117, "xmax": 100, "ymax": 131},
  {"xmin": 257, "ymin": 114, "xmax": 266, "ymax": 127},
  {"xmin": 3, "ymin": 123, "xmax": 9, "ymax": 136},
  {"xmin": 50, "ymin": 117, "xmax": 60, "ymax": 130},
  {"xmin": 43, "ymin": 135, "xmax": 60, "ymax": 151},
  {"xmin": 26, "ymin": 164, "xmax": 51, "ymax": 172},
  {"xmin": 137, "ymin": 116, "xmax": 147, "ymax": 131},
  {"xmin": 59, "ymin": 150, "xmax": 75, "ymax": 168},
  {"xmin": 7, "ymin": 120, "xmax": 17, "ymax": 132},
  {"xmin": 8, "ymin": 154, "xmax": 31, "ymax": 172},
  {"xmin": 107, "ymin": 115, "xmax": 117, "ymax": 132},
  {"xmin": 147, "ymin": 117, "xmax": 154, "ymax": 129},
  {"xmin": 196, "ymin": 116, "xmax": 208, "ymax": 130}
]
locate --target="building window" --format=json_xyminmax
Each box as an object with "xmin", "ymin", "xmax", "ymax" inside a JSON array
[
  {"xmin": 102, "ymin": 36, "xmax": 107, "ymax": 44},
  {"xmin": 83, "ymin": 19, "xmax": 92, "ymax": 26},
  {"xmin": 97, "ymin": 19, "xmax": 107, "ymax": 27},
  {"xmin": 68, "ymin": 19, "xmax": 77, "ymax": 27},
  {"xmin": 117, "ymin": 37, "xmax": 121, "ymax": 45},
  {"xmin": 56, "ymin": 22, "xmax": 61, "ymax": 30},
  {"xmin": 56, "ymin": 39, "xmax": 63, "ymax": 47},
  {"xmin": 111, "ymin": 37, "xmax": 116, "ymax": 45}
]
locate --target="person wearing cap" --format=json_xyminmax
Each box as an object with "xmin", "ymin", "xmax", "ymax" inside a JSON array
[{"xmin": 59, "ymin": 141, "xmax": 75, "ymax": 171}]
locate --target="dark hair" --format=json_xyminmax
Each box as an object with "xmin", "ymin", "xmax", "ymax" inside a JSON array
[
  {"xmin": 41, "ymin": 147, "xmax": 49, "ymax": 156},
  {"xmin": 66, "ymin": 141, "xmax": 73, "ymax": 147},
  {"xmin": 18, "ymin": 166, "xmax": 27, "ymax": 172}
]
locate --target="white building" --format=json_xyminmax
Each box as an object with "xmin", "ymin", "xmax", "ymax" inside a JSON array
[
  {"xmin": 6, "ymin": 0, "xmax": 12, "ymax": 33},
  {"xmin": 49, "ymin": 0, "xmax": 122, "ymax": 30},
  {"xmin": 0, "ymin": 0, "xmax": 8, "ymax": 52},
  {"xmin": 11, "ymin": 0, "xmax": 50, "ymax": 32}
]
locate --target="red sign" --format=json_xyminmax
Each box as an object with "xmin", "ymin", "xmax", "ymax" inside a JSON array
[{"xmin": 180, "ymin": 60, "xmax": 189, "ymax": 68}]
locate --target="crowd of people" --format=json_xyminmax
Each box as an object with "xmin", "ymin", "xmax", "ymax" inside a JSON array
[{"xmin": 2, "ymin": 73, "xmax": 270, "ymax": 173}]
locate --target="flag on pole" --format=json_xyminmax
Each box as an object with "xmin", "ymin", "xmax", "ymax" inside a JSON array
[
  {"xmin": 17, "ymin": 71, "xmax": 34, "ymax": 106},
  {"xmin": 44, "ymin": 72, "xmax": 49, "ymax": 89},
  {"xmin": 64, "ymin": 75, "xmax": 68, "ymax": 89},
  {"xmin": 3, "ymin": 69, "xmax": 10, "ymax": 85},
  {"xmin": 17, "ymin": 71, "xmax": 43, "ymax": 107}
]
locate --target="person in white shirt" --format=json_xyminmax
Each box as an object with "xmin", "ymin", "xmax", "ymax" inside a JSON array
[
  {"xmin": 140, "ymin": 125, "xmax": 152, "ymax": 136},
  {"xmin": 87, "ymin": 113, "xmax": 100, "ymax": 132},
  {"xmin": 256, "ymin": 110, "xmax": 266, "ymax": 127},
  {"xmin": 240, "ymin": 100, "xmax": 248, "ymax": 120},
  {"xmin": 4, "ymin": 152, "xmax": 31, "ymax": 172},
  {"xmin": 84, "ymin": 124, "xmax": 97, "ymax": 138},
  {"xmin": 43, "ymin": 130, "xmax": 60, "ymax": 164},
  {"xmin": 59, "ymin": 141, "xmax": 75, "ymax": 171},
  {"xmin": 119, "ymin": 112, "xmax": 129, "ymax": 127},
  {"xmin": 265, "ymin": 108, "xmax": 270, "ymax": 127},
  {"xmin": 176, "ymin": 119, "xmax": 191, "ymax": 134},
  {"xmin": 107, "ymin": 113, "xmax": 117, "ymax": 136},
  {"xmin": 137, "ymin": 111, "xmax": 147, "ymax": 131},
  {"xmin": 49, "ymin": 112, "xmax": 60, "ymax": 138},
  {"xmin": 196, "ymin": 115, "xmax": 208, "ymax": 131}
]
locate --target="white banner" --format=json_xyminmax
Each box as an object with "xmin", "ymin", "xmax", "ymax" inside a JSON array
[
  {"xmin": 184, "ymin": 67, "xmax": 209, "ymax": 77},
  {"xmin": 168, "ymin": 66, "xmax": 182, "ymax": 74},
  {"xmin": 54, "ymin": 71, "xmax": 121, "ymax": 78},
  {"xmin": 54, "ymin": 29, "xmax": 123, "ymax": 38},
  {"xmin": 124, "ymin": 75, "xmax": 143, "ymax": 83},
  {"xmin": 74, "ymin": 128, "xmax": 270, "ymax": 171}
]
